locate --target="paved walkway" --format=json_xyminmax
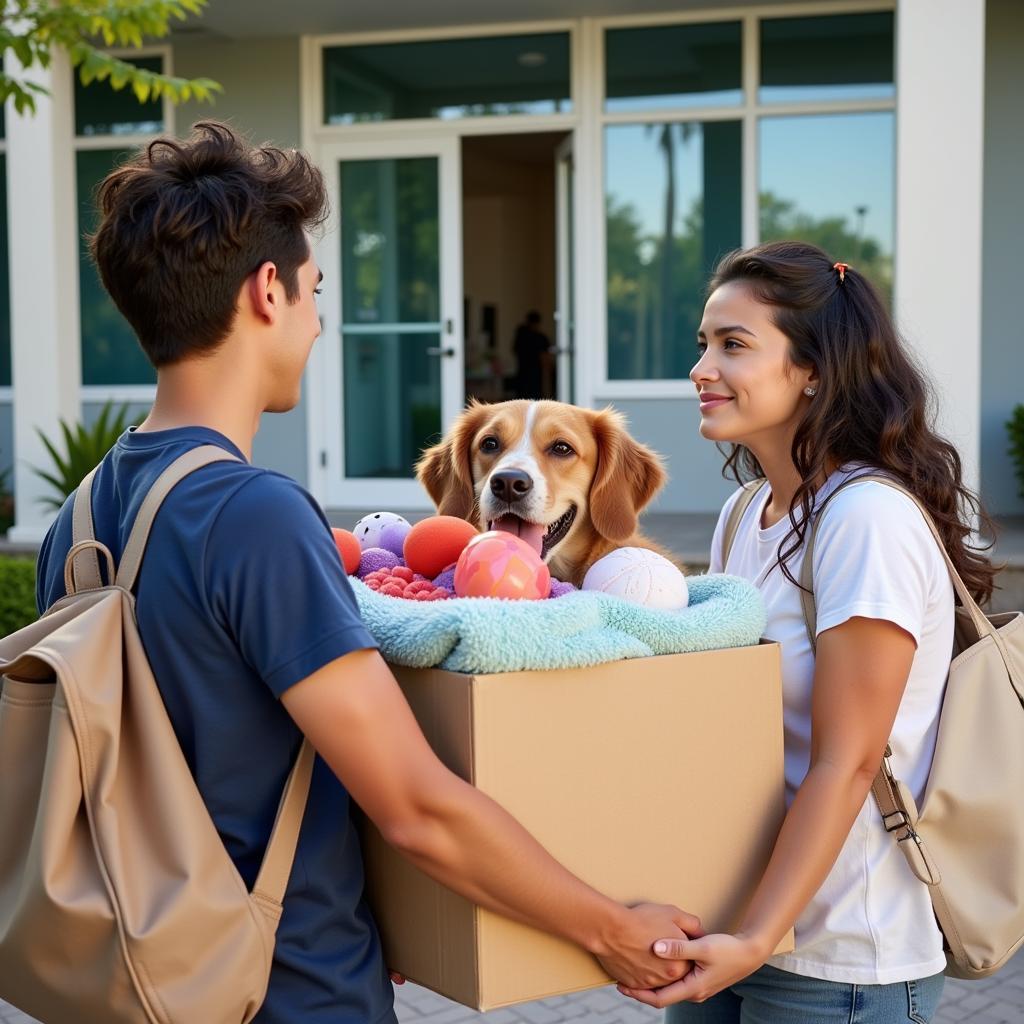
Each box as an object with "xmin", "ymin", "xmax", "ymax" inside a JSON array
[
  {"xmin": 3, "ymin": 951, "xmax": 1023, "ymax": 1023},
  {"xmin": 392, "ymin": 954, "xmax": 1024, "ymax": 1022}
]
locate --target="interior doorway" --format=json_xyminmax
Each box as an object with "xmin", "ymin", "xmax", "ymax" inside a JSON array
[{"xmin": 461, "ymin": 131, "xmax": 571, "ymax": 405}]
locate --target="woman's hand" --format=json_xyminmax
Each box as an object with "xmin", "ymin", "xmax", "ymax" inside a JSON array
[{"xmin": 616, "ymin": 931, "xmax": 768, "ymax": 1007}]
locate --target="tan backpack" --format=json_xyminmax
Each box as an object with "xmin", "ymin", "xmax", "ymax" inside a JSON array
[
  {"xmin": 0, "ymin": 445, "xmax": 314, "ymax": 1023},
  {"xmin": 722, "ymin": 474, "xmax": 1024, "ymax": 979}
]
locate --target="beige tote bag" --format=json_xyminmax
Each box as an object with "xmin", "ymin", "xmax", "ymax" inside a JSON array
[
  {"xmin": 0, "ymin": 445, "xmax": 315, "ymax": 1023},
  {"xmin": 723, "ymin": 475, "xmax": 1024, "ymax": 979}
]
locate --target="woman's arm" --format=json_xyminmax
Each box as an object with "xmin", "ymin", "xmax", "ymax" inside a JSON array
[{"xmin": 621, "ymin": 614, "xmax": 917, "ymax": 1007}]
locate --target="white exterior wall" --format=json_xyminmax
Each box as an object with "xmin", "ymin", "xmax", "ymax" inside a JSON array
[
  {"xmin": 894, "ymin": 0, "xmax": 986, "ymax": 497},
  {"xmin": 6, "ymin": 53, "xmax": 81, "ymax": 542}
]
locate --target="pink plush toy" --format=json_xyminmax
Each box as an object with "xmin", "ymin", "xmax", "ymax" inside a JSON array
[{"xmin": 363, "ymin": 565, "xmax": 452, "ymax": 601}]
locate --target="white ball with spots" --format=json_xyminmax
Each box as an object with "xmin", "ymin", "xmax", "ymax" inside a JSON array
[
  {"xmin": 353, "ymin": 512, "xmax": 411, "ymax": 553},
  {"xmin": 581, "ymin": 547, "xmax": 688, "ymax": 610}
]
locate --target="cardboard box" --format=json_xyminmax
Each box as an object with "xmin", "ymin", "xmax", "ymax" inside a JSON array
[{"xmin": 362, "ymin": 642, "xmax": 791, "ymax": 1011}]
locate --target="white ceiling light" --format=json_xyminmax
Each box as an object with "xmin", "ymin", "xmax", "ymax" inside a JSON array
[{"xmin": 517, "ymin": 51, "xmax": 547, "ymax": 68}]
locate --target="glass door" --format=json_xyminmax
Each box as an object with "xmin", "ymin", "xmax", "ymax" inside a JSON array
[
  {"xmin": 317, "ymin": 137, "xmax": 463, "ymax": 508},
  {"xmin": 554, "ymin": 134, "xmax": 575, "ymax": 404}
]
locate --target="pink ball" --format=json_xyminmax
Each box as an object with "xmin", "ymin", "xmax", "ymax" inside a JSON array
[{"xmin": 453, "ymin": 531, "xmax": 551, "ymax": 601}]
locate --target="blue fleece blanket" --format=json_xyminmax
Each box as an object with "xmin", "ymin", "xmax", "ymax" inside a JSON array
[{"xmin": 350, "ymin": 573, "xmax": 765, "ymax": 673}]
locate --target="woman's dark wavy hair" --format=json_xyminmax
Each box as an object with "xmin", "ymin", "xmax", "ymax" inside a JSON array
[
  {"xmin": 709, "ymin": 240, "xmax": 997, "ymax": 605},
  {"xmin": 90, "ymin": 120, "xmax": 328, "ymax": 366}
]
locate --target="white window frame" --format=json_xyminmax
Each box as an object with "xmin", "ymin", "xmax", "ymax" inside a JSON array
[
  {"xmin": 591, "ymin": 0, "xmax": 896, "ymax": 402},
  {"xmin": 300, "ymin": 19, "xmax": 584, "ymax": 497},
  {"xmin": 74, "ymin": 44, "xmax": 173, "ymax": 407}
]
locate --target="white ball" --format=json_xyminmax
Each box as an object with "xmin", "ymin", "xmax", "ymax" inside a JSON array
[
  {"xmin": 352, "ymin": 511, "xmax": 411, "ymax": 552},
  {"xmin": 582, "ymin": 547, "xmax": 689, "ymax": 610}
]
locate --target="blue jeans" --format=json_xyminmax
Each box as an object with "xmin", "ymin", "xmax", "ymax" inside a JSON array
[{"xmin": 664, "ymin": 964, "xmax": 945, "ymax": 1023}]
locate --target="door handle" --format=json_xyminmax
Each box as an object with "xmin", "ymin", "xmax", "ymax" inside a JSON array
[{"xmin": 426, "ymin": 347, "xmax": 456, "ymax": 358}]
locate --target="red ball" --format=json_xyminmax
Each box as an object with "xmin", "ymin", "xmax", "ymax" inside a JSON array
[
  {"xmin": 454, "ymin": 531, "xmax": 551, "ymax": 600},
  {"xmin": 331, "ymin": 528, "xmax": 361, "ymax": 574},
  {"xmin": 403, "ymin": 516, "xmax": 479, "ymax": 579}
]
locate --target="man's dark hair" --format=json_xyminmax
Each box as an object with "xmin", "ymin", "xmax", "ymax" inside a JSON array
[{"xmin": 90, "ymin": 121, "xmax": 328, "ymax": 366}]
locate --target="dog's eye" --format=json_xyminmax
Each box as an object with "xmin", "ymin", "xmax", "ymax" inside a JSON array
[
  {"xmin": 550, "ymin": 441, "xmax": 575, "ymax": 457},
  {"xmin": 480, "ymin": 436, "xmax": 500, "ymax": 454}
]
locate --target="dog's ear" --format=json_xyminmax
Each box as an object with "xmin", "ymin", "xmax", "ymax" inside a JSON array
[
  {"xmin": 416, "ymin": 402, "xmax": 488, "ymax": 521},
  {"xmin": 587, "ymin": 406, "xmax": 667, "ymax": 542}
]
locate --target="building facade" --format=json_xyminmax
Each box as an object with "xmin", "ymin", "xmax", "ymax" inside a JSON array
[{"xmin": 2, "ymin": 0, "xmax": 1021, "ymax": 540}]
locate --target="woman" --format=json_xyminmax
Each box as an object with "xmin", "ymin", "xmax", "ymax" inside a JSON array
[{"xmin": 622, "ymin": 241, "xmax": 996, "ymax": 1022}]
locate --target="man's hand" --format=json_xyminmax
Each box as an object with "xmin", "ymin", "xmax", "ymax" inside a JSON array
[
  {"xmin": 596, "ymin": 904, "xmax": 704, "ymax": 990},
  {"xmin": 616, "ymin": 931, "xmax": 767, "ymax": 1007}
]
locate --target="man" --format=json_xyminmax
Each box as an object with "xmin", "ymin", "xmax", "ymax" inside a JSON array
[
  {"xmin": 36, "ymin": 123, "xmax": 696, "ymax": 1024},
  {"xmin": 513, "ymin": 309, "xmax": 552, "ymax": 399}
]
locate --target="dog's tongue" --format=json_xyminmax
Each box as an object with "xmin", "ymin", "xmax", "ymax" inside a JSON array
[{"xmin": 491, "ymin": 515, "xmax": 545, "ymax": 556}]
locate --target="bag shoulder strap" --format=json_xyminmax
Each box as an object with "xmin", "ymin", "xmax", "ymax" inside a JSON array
[
  {"xmin": 797, "ymin": 471, "xmax": 993, "ymax": 887},
  {"xmin": 69, "ymin": 464, "xmax": 105, "ymax": 591},
  {"xmin": 70, "ymin": 442, "xmax": 314, "ymax": 907},
  {"xmin": 68, "ymin": 444, "xmax": 239, "ymax": 595},
  {"xmin": 798, "ymin": 473, "xmax": 992, "ymax": 652},
  {"xmin": 253, "ymin": 740, "xmax": 316, "ymax": 906},
  {"xmin": 115, "ymin": 444, "xmax": 240, "ymax": 592},
  {"xmin": 721, "ymin": 479, "xmax": 769, "ymax": 567}
]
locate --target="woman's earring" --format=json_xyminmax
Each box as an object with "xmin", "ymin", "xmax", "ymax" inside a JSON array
[{"xmin": 804, "ymin": 386, "xmax": 817, "ymax": 397}]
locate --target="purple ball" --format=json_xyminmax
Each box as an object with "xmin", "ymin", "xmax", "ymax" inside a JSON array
[
  {"xmin": 549, "ymin": 579, "xmax": 577, "ymax": 599},
  {"xmin": 357, "ymin": 547, "xmax": 402, "ymax": 579},
  {"xmin": 378, "ymin": 520, "xmax": 412, "ymax": 557},
  {"xmin": 432, "ymin": 566, "xmax": 457, "ymax": 591}
]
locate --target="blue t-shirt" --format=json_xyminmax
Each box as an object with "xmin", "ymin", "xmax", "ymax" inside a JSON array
[{"xmin": 36, "ymin": 426, "xmax": 397, "ymax": 1024}]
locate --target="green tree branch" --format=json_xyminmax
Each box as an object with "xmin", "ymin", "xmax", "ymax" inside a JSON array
[{"xmin": 1, "ymin": 0, "xmax": 221, "ymax": 114}]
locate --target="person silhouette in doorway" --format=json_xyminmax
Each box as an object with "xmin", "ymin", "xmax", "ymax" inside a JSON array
[{"xmin": 513, "ymin": 310, "xmax": 552, "ymax": 400}]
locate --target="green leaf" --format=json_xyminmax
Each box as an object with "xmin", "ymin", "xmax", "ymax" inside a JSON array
[
  {"xmin": 12, "ymin": 36, "xmax": 33, "ymax": 68},
  {"xmin": 32, "ymin": 402, "xmax": 135, "ymax": 509}
]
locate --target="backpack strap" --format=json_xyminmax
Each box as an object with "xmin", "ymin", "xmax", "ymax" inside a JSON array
[
  {"xmin": 798, "ymin": 473, "xmax": 993, "ymax": 652},
  {"xmin": 797, "ymin": 472, "xmax": 995, "ymax": 887},
  {"xmin": 115, "ymin": 445, "xmax": 239, "ymax": 592},
  {"xmin": 721, "ymin": 479, "xmax": 768, "ymax": 567},
  {"xmin": 253, "ymin": 739, "xmax": 317, "ymax": 907},
  {"xmin": 105, "ymin": 442, "xmax": 316, "ymax": 906},
  {"xmin": 69, "ymin": 465, "xmax": 105, "ymax": 592}
]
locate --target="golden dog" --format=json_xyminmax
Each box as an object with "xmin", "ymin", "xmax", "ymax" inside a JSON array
[{"xmin": 416, "ymin": 399, "xmax": 678, "ymax": 587}]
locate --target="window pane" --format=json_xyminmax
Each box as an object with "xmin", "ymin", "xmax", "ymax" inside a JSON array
[
  {"xmin": 77, "ymin": 149, "xmax": 155, "ymax": 385},
  {"xmin": 605, "ymin": 22, "xmax": 742, "ymax": 112},
  {"xmin": 323, "ymin": 34, "xmax": 571, "ymax": 124},
  {"xmin": 760, "ymin": 112, "xmax": 894, "ymax": 304},
  {"xmin": 341, "ymin": 157, "xmax": 439, "ymax": 325},
  {"xmin": 606, "ymin": 121, "xmax": 741, "ymax": 381},
  {"xmin": 760, "ymin": 13, "xmax": 894, "ymax": 103},
  {"xmin": 75, "ymin": 56, "xmax": 164, "ymax": 136},
  {"xmin": 343, "ymin": 332, "xmax": 441, "ymax": 478},
  {"xmin": 0, "ymin": 155, "xmax": 9, "ymax": 387}
]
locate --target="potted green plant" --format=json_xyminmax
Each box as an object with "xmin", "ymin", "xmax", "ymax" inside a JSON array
[{"xmin": 33, "ymin": 401, "xmax": 134, "ymax": 510}]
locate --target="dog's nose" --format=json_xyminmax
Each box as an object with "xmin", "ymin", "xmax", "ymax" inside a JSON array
[{"xmin": 490, "ymin": 469, "xmax": 533, "ymax": 503}]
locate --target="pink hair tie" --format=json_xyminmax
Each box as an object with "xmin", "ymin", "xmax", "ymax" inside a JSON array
[{"xmin": 833, "ymin": 261, "xmax": 850, "ymax": 283}]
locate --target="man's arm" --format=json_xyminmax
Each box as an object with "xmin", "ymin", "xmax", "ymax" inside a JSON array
[{"xmin": 282, "ymin": 647, "xmax": 700, "ymax": 990}]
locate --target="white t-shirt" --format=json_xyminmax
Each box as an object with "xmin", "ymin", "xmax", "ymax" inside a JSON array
[{"xmin": 711, "ymin": 467, "xmax": 953, "ymax": 984}]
